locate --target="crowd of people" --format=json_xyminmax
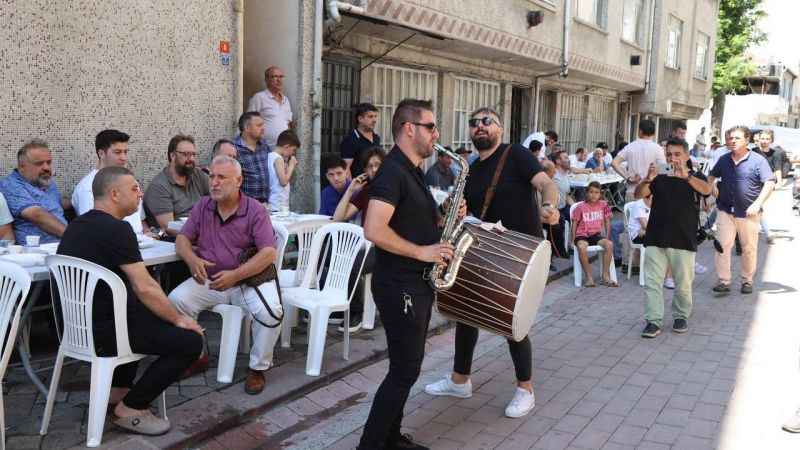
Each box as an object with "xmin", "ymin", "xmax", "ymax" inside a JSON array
[{"xmin": 0, "ymin": 63, "xmax": 794, "ymax": 445}]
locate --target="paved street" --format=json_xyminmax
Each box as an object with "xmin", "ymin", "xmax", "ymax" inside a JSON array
[{"xmin": 190, "ymin": 186, "xmax": 800, "ymax": 450}]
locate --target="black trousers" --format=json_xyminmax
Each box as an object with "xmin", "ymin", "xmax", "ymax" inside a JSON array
[
  {"xmin": 96, "ymin": 306, "xmax": 203, "ymax": 410},
  {"xmin": 358, "ymin": 281, "xmax": 433, "ymax": 450},
  {"xmin": 453, "ymin": 322, "xmax": 533, "ymax": 382}
]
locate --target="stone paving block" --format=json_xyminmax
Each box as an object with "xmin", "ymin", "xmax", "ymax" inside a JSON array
[
  {"xmin": 664, "ymin": 393, "xmax": 697, "ymax": 411},
  {"xmin": 454, "ymin": 430, "xmax": 505, "ymax": 449},
  {"xmin": 673, "ymin": 434, "xmax": 713, "ymax": 450},
  {"xmin": 609, "ymin": 424, "xmax": 647, "ymax": 446},
  {"xmin": 441, "ymin": 420, "xmax": 486, "ymax": 443},
  {"xmin": 633, "ymin": 394, "xmax": 669, "ymax": 412},
  {"xmin": 621, "ymin": 407, "xmax": 659, "ymax": 428},
  {"xmin": 699, "ymin": 388, "xmax": 731, "ymax": 405},
  {"xmin": 691, "ymin": 401, "xmax": 726, "ymax": 421},
  {"xmin": 655, "ymin": 408, "xmax": 691, "ymax": 427},
  {"xmin": 569, "ymin": 400, "xmax": 605, "ymax": 418},
  {"xmin": 676, "ymin": 381, "xmax": 706, "ymax": 396},
  {"xmin": 642, "ymin": 423, "xmax": 682, "ymax": 445},
  {"xmin": 285, "ymin": 396, "xmax": 325, "ymax": 417},
  {"xmin": 553, "ymin": 414, "xmax": 591, "ymax": 434},
  {"xmin": 600, "ymin": 442, "xmax": 635, "ymax": 450},
  {"xmin": 455, "ymin": 392, "xmax": 494, "ymax": 410},
  {"xmin": 537, "ymin": 401, "xmax": 576, "ymax": 420},
  {"xmin": 518, "ymin": 415, "xmax": 557, "ymax": 438},
  {"xmin": 421, "ymin": 394, "xmax": 461, "ymax": 413},
  {"xmin": 413, "ymin": 422, "xmax": 454, "ymax": 445},
  {"xmin": 539, "ymin": 376, "xmax": 573, "ymax": 393},
  {"xmin": 495, "ymin": 433, "xmax": 540, "ymax": 450},
  {"xmin": 403, "ymin": 408, "xmax": 439, "ymax": 429},
  {"xmin": 685, "ymin": 418, "xmax": 719, "ymax": 439},
  {"xmin": 531, "ymin": 429, "xmax": 576, "ymax": 450},
  {"xmin": 570, "ymin": 427, "xmax": 612, "ymax": 449},
  {"xmin": 466, "ymin": 404, "xmax": 505, "ymax": 424},
  {"xmin": 565, "ymin": 376, "xmax": 600, "ymax": 393},
  {"xmin": 601, "ymin": 397, "xmax": 637, "ymax": 416},
  {"xmin": 586, "ymin": 412, "xmax": 625, "ymax": 433},
  {"xmin": 634, "ymin": 441, "xmax": 670, "ymax": 450},
  {"xmin": 429, "ymin": 437, "xmax": 468, "ymax": 449},
  {"xmin": 433, "ymin": 405, "xmax": 474, "ymax": 426},
  {"xmin": 484, "ymin": 416, "xmax": 526, "ymax": 437}
]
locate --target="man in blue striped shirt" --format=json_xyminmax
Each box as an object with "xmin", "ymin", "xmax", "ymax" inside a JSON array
[{"xmin": 234, "ymin": 112, "xmax": 272, "ymax": 205}]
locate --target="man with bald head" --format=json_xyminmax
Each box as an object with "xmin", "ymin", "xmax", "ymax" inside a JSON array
[
  {"xmin": 58, "ymin": 166, "xmax": 204, "ymax": 436},
  {"xmin": 0, "ymin": 140, "xmax": 69, "ymax": 244},
  {"xmin": 247, "ymin": 66, "xmax": 294, "ymax": 147},
  {"xmin": 169, "ymin": 155, "xmax": 281, "ymax": 395}
]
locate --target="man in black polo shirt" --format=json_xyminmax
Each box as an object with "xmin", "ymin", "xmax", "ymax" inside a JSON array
[
  {"xmin": 340, "ymin": 102, "xmax": 381, "ymax": 178},
  {"xmin": 58, "ymin": 167, "xmax": 203, "ymax": 436},
  {"xmin": 358, "ymin": 99, "xmax": 454, "ymax": 450},
  {"xmin": 424, "ymin": 107, "xmax": 559, "ymax": 420},
  {"xmin": 637, "ymin": 139, "xmax": 712, "ymax": 338}
]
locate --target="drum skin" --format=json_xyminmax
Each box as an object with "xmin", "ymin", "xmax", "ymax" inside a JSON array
[{"xmin": 436, "ymin": 223, "xmax": 551, "ymax": 342}]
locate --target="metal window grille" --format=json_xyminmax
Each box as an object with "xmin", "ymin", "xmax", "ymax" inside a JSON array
[
  {"xmin": 452, "ymin": 76, "xmax": 502, "ymax": 151},
  {"xmin": 537, "ymin": 90, "xmax": 557, "ymax": 134},
  {"xmin": 321, "ymin": 59, "xmax": 359, "ymax": 155},
  {"xmin": 587, "ymin": 96, "xmax": 616, "ymax": 149},
  {"xmin": 361, "ymin": 64, "xmax": 438, "ymax": 153},
  {"xmin": 559, "ymin": 93, "xmax": 587, "ymax": 153}
]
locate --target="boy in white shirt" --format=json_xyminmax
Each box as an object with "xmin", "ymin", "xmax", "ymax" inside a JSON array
[{"xmin": 267, "ymin": 130, "xmax": 300, "ymax": 211}]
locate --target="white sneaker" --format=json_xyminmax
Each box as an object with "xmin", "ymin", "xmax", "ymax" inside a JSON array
[
  {"xmin": 424, "ymin": 376, "xmax": 472, "ymax": 398},
  {"xmin": 505, "ymin": 387, "xmax": 536, "ymax": 418},
  {"xmin": 664, "ymin": 277, "xmax": 675, "ymax": 289},
  {"xmin": 694, "ymin": 263, "xmax": 708, "ymax": 274},
  {"xmin": 783, "ymin": 408, "xmax": 800, "ymax": 433}
]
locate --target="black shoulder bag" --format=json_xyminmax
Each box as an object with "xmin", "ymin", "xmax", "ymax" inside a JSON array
[{"xmin": 238, "ymin": 247, "xmax": 284, "ymax": 328}]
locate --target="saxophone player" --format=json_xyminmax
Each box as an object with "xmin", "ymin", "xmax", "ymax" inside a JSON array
[
  {"xmin": 358, "ymin": 99, "xmax": 461, "ymax": 450},
  {"xmin": 425, "ymin": 107, "xmax": 559, "ymax": 419}
]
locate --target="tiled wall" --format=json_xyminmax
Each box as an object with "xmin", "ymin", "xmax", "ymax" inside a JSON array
[{"xmin": 0, "ymin": 0, "xmax": 240, "ymax": 195}]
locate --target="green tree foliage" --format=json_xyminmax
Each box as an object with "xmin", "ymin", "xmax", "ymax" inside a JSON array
[{"xmin": 713, "ymin": 0, "xmax": 767, "ymax": 97}]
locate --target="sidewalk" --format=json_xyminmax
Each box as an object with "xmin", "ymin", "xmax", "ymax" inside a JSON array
[{"xmin": 189, "ymin": 186, "xmax": 800, "ymax": 450}]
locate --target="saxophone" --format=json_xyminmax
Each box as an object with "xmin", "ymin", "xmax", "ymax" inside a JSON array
[{"xmin": 429, "ymin": 144, "xmax": 474, "ymax": 291}]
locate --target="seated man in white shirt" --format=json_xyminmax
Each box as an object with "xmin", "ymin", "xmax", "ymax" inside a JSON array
[
  {"xmin": 569, "ymin": 148, "xmax": 593, "ymax": 174},
  {"xmin": 72, "ymin": 130, "xmax": 150, "ymax": 235}
]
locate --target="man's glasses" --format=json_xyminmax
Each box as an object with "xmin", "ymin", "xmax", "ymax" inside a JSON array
[
  {"xmin": 408, "ymin": 122, "xmax": 438, "ymax": 132},
  {"xmin": 175, "ymin": 151, "xmax": 198, "ymax": 159},
  {"xmin": 468, "ymin": 117, "xmax": 497, "ymax": 128}
]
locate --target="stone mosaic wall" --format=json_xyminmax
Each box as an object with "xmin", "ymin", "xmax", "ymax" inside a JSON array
[{"xmin": 0, "ymin": 0, "xmax": 240, "ymax": 195}]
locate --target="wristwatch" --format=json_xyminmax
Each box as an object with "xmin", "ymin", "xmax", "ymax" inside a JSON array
[{"xmin": 542, "ymin": 203, "xmax": 555, "ymax": 209}]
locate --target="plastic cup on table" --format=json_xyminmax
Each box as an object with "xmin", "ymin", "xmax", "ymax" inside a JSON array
[{"xmin": 25, "ymin": 235, "xmax": 40, "ymax": 248}]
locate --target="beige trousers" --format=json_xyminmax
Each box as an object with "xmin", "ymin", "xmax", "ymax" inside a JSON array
[{"xmin": 714, "ymin": 210, "xmax": 760, "ymax": 284}]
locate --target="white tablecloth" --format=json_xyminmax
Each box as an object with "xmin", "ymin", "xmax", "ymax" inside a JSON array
[
  {"xmin": 568, "ymin": 174, "xmax": 624, "ymax": 188},
  {"xmin": 167, "ymin": 213, "xmax": 331, "ymax": 233},
  {"xmin": 0, "ymin": 240, "xmax": 181, "ymax": 282}
]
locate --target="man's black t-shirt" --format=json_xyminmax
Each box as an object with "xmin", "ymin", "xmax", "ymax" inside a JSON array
[
  {"xmin": 369, "ymin": 146, "xmax": 440, "ymax": 289},
  {"xmin": 644, "ymin": 171, "xmax": 708, "ymax": 252},
  {"xmin": 464, "ymin": 144, "xmax": 543, "ymax": 237},
  {"xmin": 57, "ymin": 209, "xmax": 144, "ymax": 354},
  {"xmin": 756, "ymin": 147, "xmax": 788, "ymax": 175},
  {"xmin": 340, "ymin": 129, "xmax": 382, "ymax": 177}
]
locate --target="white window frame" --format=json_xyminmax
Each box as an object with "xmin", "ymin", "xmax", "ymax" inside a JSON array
[
  {"xmin": 452, "ymin": 76, "xmax": 502, "ymax": 151},
  {"xmin": 622, "ymin": 0, "xmax": 646, "ymax": 46},
  {"xmin": 362, "ymin": 64, "xmax": 438, "ymax": 153},
  {"xmin": 576, "ymin": 0, "xmax": 608, "ymax": 29},
  {"xmin": 694, "ymin": 32, "xmax": 710, "ymax": 80},
  {"xmin": 666, "ymin": 15, "xmax": 683, "ymax": 70}
]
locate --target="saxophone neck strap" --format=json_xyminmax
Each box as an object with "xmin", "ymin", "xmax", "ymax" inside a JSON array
[{"xmin": 480, "ymin": 144, "xmax": 511, "ymax": 221}]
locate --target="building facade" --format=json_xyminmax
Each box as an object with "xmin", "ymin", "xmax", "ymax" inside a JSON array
[{"xmin": 0, "ymin": 0, "xmax": 720, "ymax": 212}]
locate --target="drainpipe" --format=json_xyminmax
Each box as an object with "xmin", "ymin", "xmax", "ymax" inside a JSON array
[
  {"xmin": 313, "ymin": 0, "xmax": 324, "ymax": 212},
  {"xmin": 326, "ymin": 0, "xmax": 366, "ymax": 26},
  {"xmin": 234, "ymin": 0, "xmax": 245, "ymax": 123},
  {"xmin": 560, "ymin": 0, "xmax": 571, "ymax": 77},
  {"xmin": 644, "ymin": 0, "xmax": 657, "ymax": 89}
]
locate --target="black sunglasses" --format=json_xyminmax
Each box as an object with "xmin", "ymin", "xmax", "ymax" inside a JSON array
[
  {"xmin": 468, "ymin": 117, "xmax": 496, "ymax": 128},
  {"xmin": 408, "ymin": 122, "xmax": 437, "ymax": 132}
]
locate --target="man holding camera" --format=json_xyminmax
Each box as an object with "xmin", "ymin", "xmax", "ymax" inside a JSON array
[{"xmin": 638, "ymin": 139, "xmax": 711, "ymax": 338}]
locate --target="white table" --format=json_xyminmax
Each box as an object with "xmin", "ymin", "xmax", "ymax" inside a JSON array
[
  {"xmin": 1, "ymin": 240, "xmax": 180, "ymax": 395},
  {"xmin": 568, "ymin": 174, "xmax": 624, "ymax": 188},
  {"xmin": 167, "ymin": 213, "xmax": 332, "ymax": 233}
]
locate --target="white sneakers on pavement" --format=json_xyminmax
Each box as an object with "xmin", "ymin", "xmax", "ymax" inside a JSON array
[
  {"xmin": 663, "ymin": 277, "xmax": 676, "ymax": 289},
  {"xmin": 424, "ymin": 376, "xmax": 472, "ymax": 398},
  {"xmin": 505, "ymin": 387, "xmax": 536, "ymax": 418},
  {"xmin": 782, "ymin": 408, "xmax": 800, "ymax": 433}
]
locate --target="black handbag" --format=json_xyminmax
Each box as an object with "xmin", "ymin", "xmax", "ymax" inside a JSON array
[{"xmin": 238, "ymin": 247, "xmax": 283, "ymax": 328}]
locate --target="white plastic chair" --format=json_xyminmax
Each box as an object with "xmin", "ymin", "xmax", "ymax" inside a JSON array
[
  {"xmin": 623, "ymin": 201, "xmax": 646, "ymax": 286},
  {"xmin": 280, "ymin": 219, "xmax": 331, "ymax": 289},
  {"xmin": 40, "ymin": 255, "xmax": 166, "ymax": 448},
  {"xmin": 567, "ymin": 202, "xmax": 618, "ymax": 287},
  {"xmin": 281, "ymin": 223, "xmax": 369, "ymax": 376},
  {"xmin": 361, "ymin": 271, "xmax": 376, "ymax": 330},
  {"xmin": 0, "ymin": 262, "xmax": 32, "ymax": 450},
  {"xmin": 212, "ymin": 222, "xmax": 290, "ymax": 383}
]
